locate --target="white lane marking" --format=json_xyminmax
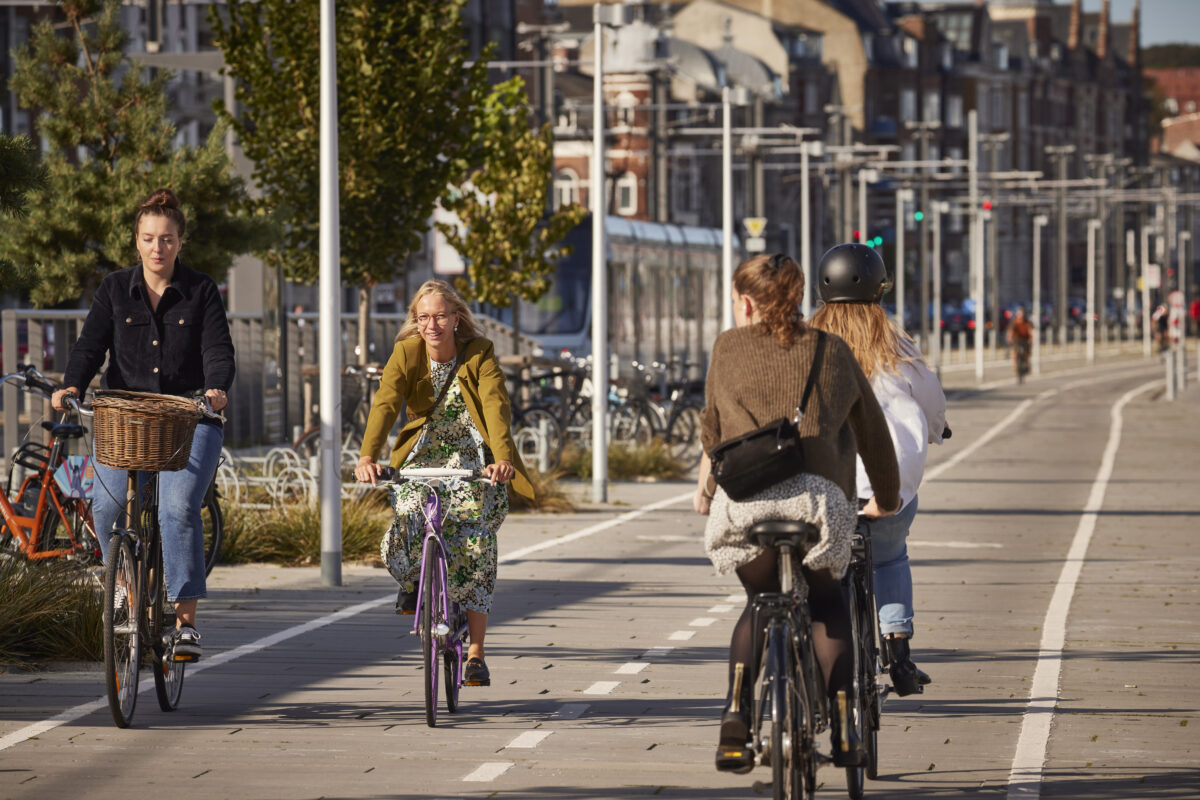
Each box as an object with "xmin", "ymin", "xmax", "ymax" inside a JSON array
[
  {"xmin": 724, "ymin": 593, "xmax": 743, "ymax": 602},
  {"xmin": 463, "ymin": 762, "xmax": 514, "ymax": 782},
  {"xmin": 689, "ymin": 617, "xmax": 717, "ymax": 627},
  {"xmin": 0, "ymin": 491, "xmax": 694, "ymax": 754},
  {"xmin": 908, "ymin": 540, "xmax": 1003, "ymax": 549},
  {"xmin": 640, "ymin": 646, "xmax": 674, "ymax": 659},
  {"xmin": 505, "ymin": 730, "xmax": 553, "ymax": 749},
  {"xmin": 503, "ymin": 491, "xmax": 693, "ymax": 563},
  {"xmin": 635, "ymin": 534, "xmax": 700, "ymax": 542},
  {"xmin": 550, "ymin": 703, "xmax": 590, "ymax": 720},
  {"xmin": 669, "ymin": 630, "xmax": 696, "ymax": 641},
  {"xmin": 583, "ymin": 681, "xmax": 620, "ymax": 695},
  {"xmin": 615, "ymin": 662, "xmax": 649, "ymax": 675},
  {"xmin": 708, "ymin": 604, "xmax": 735, "ymax": 613},
  {"xmin": 1005, "ymin": 378, "xmax": 1160, "ymax": 800}
]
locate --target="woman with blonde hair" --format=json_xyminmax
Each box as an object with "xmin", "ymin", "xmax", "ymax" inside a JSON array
[
  {"xmin": 356, "ymin": 280, "xmax": 534, "ymax": 687},
  {"xmin": 808, "ymin": 244, "xmax": 947, "ymax": 696},
  {"xmin": 695, "ymin": 253, "xmax": 900, "ymax": 772}
]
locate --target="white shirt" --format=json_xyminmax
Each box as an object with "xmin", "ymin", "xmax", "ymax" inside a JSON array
[{"xmin": 856, "ymin": 340, "xmax": 947, "ymax": 510}]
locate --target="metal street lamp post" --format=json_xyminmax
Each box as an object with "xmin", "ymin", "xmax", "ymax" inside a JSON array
[{"xmin": 1033, "ymin": 214, "xmax": 1049, "ymax": 376}]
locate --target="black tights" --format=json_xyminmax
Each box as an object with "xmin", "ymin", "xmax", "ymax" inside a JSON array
[{"xmin": 727, "ymin": 547, "xmax": 852, "ymax": 705}]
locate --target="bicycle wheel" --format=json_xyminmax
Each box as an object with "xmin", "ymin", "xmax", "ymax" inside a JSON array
[
  {"xmin": 845, "ymin": 584, "xmax": 868, "ymax": 799},
  {"xmin": 37, "ymin": 496, "xmax": 98, "ymax": 560},
  {"xmin": 104, "ymin": 535, "xmax": 141, "ymax": 728},
  {"xmin": 768, "ymin": 624, "xmax": 789, "ymax": 800},
  {"xmin": 665, "ymin": 404, "xmax": 702, "ymax": 469},
  {"xmin": 202, "ymin": 481, "xmax": 223, "ymax": 577},
  {"xmin": 149, "ymin": 528, "xmax": 185, "ymax": 711},
  {"xmin": 420, "ymin": 537, "xmax": 441, "ymax": 728},
  {"xmin": 444, "ymin": 650, "xmax": 460, "ymax": 714},
  {"xmin": 610, "ymin": 403, "xmax": 654, "ymax": 446}
]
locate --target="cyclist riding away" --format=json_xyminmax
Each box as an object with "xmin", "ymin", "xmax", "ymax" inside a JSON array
[
  {"xmin": 1006, "ymin": 307, "xmax": 1033, "ymax": 383},
  {"xmin": 356, "ymin": 280, "xmax": 535, "ymax": 688},
  {"xmin": 809, "ymin": 244, "xmax": 947, "ymax": 696},
  {"xmin": 52, "ymin": 188, "xmax": 234, "ymax": 661},
  {"xmin": 693, "ymin": 253, "xmax": 900, "ymax": 773}
]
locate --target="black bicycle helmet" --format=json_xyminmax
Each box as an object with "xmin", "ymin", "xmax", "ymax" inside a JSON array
[{"xmin": 816, "ymin": 243, "xmax": 888, "ymax": 304}]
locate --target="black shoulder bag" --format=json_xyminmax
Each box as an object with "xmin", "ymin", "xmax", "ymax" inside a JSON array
[{"xmin": 709, "ymin": 331, "xmax": 827, "ymax": 502}]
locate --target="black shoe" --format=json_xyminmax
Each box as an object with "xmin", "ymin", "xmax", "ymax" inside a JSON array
[
  {"xmin": 886, "ymin": 637, "xmax": 924, "ymax": 697},
  {"xmin": 172, "ymin": 626, "xmax": 202, "ymax": 662},
  {"xmin": 831, "ymin": 690, "xmax": 866, "ymax": 767},
  {"xmin": 917, "ymin": 667, "xmax": 932, "ymax": 686},
  {"xmin": 394, "ymin": 587, "xmax": 416, "ymax": 615},
  {"xmin": 715, "ymin": 662, "xmax": 754, "ymax": 774},
  {"xmin": 464, "ymin": 657, "xmax": 490, "ymax": 686}
]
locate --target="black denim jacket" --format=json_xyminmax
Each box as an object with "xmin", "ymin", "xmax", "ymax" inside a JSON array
[{"xmin": 64, "ymin": 262, "xmax": 236, "ymax": 401}]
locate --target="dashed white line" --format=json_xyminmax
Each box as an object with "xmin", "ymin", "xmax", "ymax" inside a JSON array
[
  {"xmin": 615, "ymin": 661, "xmax": 649, "ymax": 675},
  {"xmin": 707, "ymin": 604, "xmax": 735, "ymax": 613},
  {"xmin": 668, "ymin": 630, "xmax": 696, "ymax": 641},
  {"xmin": 640, "ymin": 646, "xmax": 674, "ymax": 659},
  {"xmin": 550, "ymin": 703, "xmax": 590, "ymax": 720},
  {"xmin": 505, "ymin": 731, "xmax": 553, "ymax": 749},
  {"xmin": 583, "ymin": 681, "xmax": 620, "ymax": 695},
  {"xmin": 463, "ymin": 762, "xmax": 514, "ymax": 782},
  {"xmin": 689, "ymin": 617, "xmax": 717, "ymax": 627},
  {"xmin": 908, "ymin": 540, "xmax": 1003, "ymax": 549}
]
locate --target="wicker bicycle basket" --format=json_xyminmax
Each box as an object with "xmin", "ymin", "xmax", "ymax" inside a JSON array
[{"xmin": 91, "ymin": 390, "xmax": 203, "ymax": 472}]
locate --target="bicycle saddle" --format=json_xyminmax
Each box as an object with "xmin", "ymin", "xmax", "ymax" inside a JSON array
[
  {"xmin": 748, "ymin": 520, "xmax": 821, "ymax": 552},
  {"xmin": 40, "ymin": 421, "xmax": 87, "ymax": 439}
]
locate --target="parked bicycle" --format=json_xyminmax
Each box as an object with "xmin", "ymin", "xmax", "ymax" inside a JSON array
[
  {"xmin": 372, "ymin": 465, "xmax": 493, "ymax": 727},
  {"xmin": 292, "ymin": 363, "xmax": 386, "ymax": 470},
  {"xmin": 88, "ymin": 389, "xmax": 223, "ymax": 728},
  {"xmin": 0, "ymin": 365, "xmax": 99, "ymax": 562}
]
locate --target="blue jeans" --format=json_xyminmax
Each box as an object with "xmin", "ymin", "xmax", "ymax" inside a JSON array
[
  {"xmin": 859, "ymin": 495, "xmax": 920, "ymax": 638},
  {"xmin": 91, "ymin": 423, "xmax": 223, "ymax": 603}
]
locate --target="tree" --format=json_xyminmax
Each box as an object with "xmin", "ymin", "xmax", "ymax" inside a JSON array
[
  {"xmin": 0, "ymin": 0, "xmax": 268, "ymax": 307},
  {"xmin": 437, "ymin": 78, "xmax": 588, "ymax": 352},
  {"xmin": 211, "ymin": 0, "xmax": 494, "ymax": 363},
  {"xmin": 0, "ymin": 135, "xmax": 46, "ymax": 289}
]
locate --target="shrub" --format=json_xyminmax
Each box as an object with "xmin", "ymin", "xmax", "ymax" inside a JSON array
[
  {"xmin": 219, "ymin": 493, "xmax": 393, "ymax": 566},
  {"xmin": 558, "ymin": 439, "xmax": 687, "ymax": 482},
  {"xmin": 0, "ymin": 557, "xmax": 103, "ymax": 665}
]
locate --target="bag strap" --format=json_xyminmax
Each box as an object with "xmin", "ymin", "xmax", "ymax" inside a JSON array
[{"xmin": 797, "ymin": 331, "xmax": 826, "ymax": 419}]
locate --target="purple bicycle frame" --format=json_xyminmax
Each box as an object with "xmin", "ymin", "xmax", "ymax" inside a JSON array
[{"xmin": 412, "ymin": 487, "xmax": 467, "ymax": 687}]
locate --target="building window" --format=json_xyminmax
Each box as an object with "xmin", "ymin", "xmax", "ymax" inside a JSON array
[
  {"xmin": 947, "ymin": 95, "xmax": 963, "ymax": 128},
  {"xmin": 900, "ymin": 89, "xmax": 917, "ymax": 123},
  {"xmin": 948, "ymin": 146, "xmax": 963, "ymax": 175},
  {"xmin": 616, "ymin": 172, "xmax": 638, "ymax": 216},
  {"xmin": 805, "ymin": 81, "xmax": 819, "ymax": 115},
  {"xmin": 924, "ymin": 91, "xmax": 941, "ymax": 123},
  {"xmin": 554, "ymin": 170, "xmax": 579, "ymax": 210}
]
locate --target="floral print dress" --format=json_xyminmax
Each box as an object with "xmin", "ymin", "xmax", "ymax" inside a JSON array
[{"xmin": 380, "ymin": 356, "xmax": 509, "ymax": 613}]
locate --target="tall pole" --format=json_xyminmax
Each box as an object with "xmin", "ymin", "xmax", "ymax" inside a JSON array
[
  {"xmin": 1033, "ymin": 215, "xmax": 1047, "ymax": 376},
  {"xmin": 895, "ymin": 188, "xmax": 906, "ymax": 329},
  {"xmin": 932, "ymin": 202, "xmax": 944, "ymax": 378},
  {"xmin": 800, "ymin": 142, "xmax": 812, "ymax": 318},
  {"xmin": 318, "ymin": 0, "xmax": 342, "ymax": 587},
  {"xmin": 591, "ymin": 11, "xmax": 608, "ymax": 503},
  {"xmin": 721, "ymin": 85, "xmax": 734, "ymax": 332},
  {"xmin": 918, "ymin": 130, "xmax": 931, "ymax": 348},
  {"xmin": 1087, "ymin": 219, "xmax": 1099, "ymax": 364},
  {"xmin": 969, "ymin": 110, "xmax": 984, "ymax": 383},
  {"xmin": 1142, "ymin": 225, "xmax": 1153, "ymax": 357},
  {"xmin": 1056, "ymin": 151, "xmax": 1070, "ymax": 343},
  {"xmin": 858, "ymin": 169, "xmax": 868, "ymax": 240}
]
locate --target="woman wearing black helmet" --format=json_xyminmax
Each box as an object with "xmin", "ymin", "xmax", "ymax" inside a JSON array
[
  {"xmin": 694, "ymin": 252, "xmax": 901, "ymax": 773},
  {"xmin": 809, "ymin": 243, "xmax": 948, "ymax": 696}
]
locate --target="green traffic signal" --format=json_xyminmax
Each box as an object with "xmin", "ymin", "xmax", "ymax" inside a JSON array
[
  {"xmin": 873, "ymin": 236, "xmax": 883, "ymax": 247},
  {"xmin": 913, "ymin": 210, "xmax": 924, "ymax": 222}
]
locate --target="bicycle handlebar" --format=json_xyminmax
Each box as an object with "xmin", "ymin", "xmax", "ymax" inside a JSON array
[{"xmin": 375, "ymin": 466, "xmax": 485, "ymax": 482}]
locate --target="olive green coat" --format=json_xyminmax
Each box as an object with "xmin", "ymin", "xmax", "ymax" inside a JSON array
[{"xmin": 360, "ymin": 336, "xmax": 535, "ymax": 502}]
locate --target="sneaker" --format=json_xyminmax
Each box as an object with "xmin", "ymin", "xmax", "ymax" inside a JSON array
[
  {"xmin": 173, "ymin": 626, "xmax": 202, "ymax": 662},
  {"xmin": 463, "ymin": 657, "xmax": 491, "ymax": 686}
]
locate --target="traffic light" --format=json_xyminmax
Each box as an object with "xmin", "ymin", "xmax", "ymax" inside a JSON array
[
  {"xmin": 853, "ymin": 230, "xmax": 861, "ymax": 242},
  {"xmin": 982, "ymin": 200, "xmax": 993, "ymax": 211},
  {"xmin": 913, "ymin": 210, "xmax": 924, "ymax": 222},
  {"xmin": 872, "ymin": 236, "xmax": 883, "ymax": 247}
]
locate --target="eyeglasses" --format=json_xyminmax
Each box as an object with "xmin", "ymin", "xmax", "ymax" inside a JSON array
[{"xmin": 416, "ymin": 312, "xmax": 455, "ymax": 327}]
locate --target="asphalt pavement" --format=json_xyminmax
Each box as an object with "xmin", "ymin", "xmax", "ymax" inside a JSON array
[{"xmin": 1, "ymin": 345, "xmax": 1197, "ymax": 800}]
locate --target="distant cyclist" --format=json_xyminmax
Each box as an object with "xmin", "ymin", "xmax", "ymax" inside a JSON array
[
  {"xmin": 52, "ymin": 188, "xmax": 234, "ymax": 662},
  {"xmin": 695, "ymin": 252, "xmax": 900, "ymax": 772},
  {"xmin": 356, "ymin": 280, "xmax": 535, "ymax": 688},
  {"xmin": 809, "ymin": 244, "xmax": 947, "ymax": 696},
  {"xmin": 1006, "ymin": 307, "xmax": 1033, "ymax": 383}
]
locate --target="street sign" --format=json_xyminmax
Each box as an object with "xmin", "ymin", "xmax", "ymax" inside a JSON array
[
  {"xmin": 746, "ymin": 236, "xmax": 766, "ymax": 253},
  {"xmin": 743, "ymin": 217, "xmax": 767, "ymax": 238},
  {"xmin": 1146, "ymin": 264, "xmax": 1162, "ymax": 289}
]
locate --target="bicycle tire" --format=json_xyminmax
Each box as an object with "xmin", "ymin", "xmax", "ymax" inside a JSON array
[
  {"xmin": 421, "ymin": 537, "xmax": 440, "ymax": 728},
  {"xmin": 104, "ymin": 535, "xmax": 141, "ymax": 728},
  {"xmin": 149, "ymin": 521, "xmax": 185, "ymax": 711},
  {"xmin": 610, "ymin": 403, "xmax": 655, "ymax": 446},
  {"xmin": 845, "ymin": 584, "xmax": 867, "ymax": 799},
  {"xmin": 37, "ymin": 495, "xmax": 98, "ymax": 560},
  {"xmin": 444, "ymin": 650, "xmax": 460, "ymax": 714},
  {"xmin": 665, "ymin": 404, "xmax": 703, "ymax": 469},
  {"xmin": 768, "ymin": 623, "xmax": 790, "ymax": 800},
  {"xmin": 202, "ymin": 481, "xmax": 223, "ymax": 577}
]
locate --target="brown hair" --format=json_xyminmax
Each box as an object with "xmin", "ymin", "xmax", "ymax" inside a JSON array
[
  {"xmin": 134, "ymin": 188, "xmax": 186, "ymax": 239},
  {"xmin": 733, "ymin": 253, "xmax": 806, "ymax": 346},
  {"xmin": 808, "ymin": 302, "xmax": 921, "ymax": 379},
  {"xmin": 396, "ymin": 280, "xmax": 482, "ymax": 343}
]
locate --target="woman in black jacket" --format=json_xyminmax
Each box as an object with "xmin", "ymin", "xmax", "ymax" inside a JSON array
[{"xmin": 53, "ymin": 188, "xmax": 234, "ymax": 661}]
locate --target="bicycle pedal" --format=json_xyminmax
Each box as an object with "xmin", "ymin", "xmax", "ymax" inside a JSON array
[
  {"xmin": 172, "ymin": 653, "xmax": 199, "ymax": 663},
  {"xmin": 112, "ymin": 623, "xmax": 138, "ymax": 635}
]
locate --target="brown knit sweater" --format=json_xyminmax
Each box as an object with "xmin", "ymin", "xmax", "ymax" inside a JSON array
[{"xmin": 700, "ymin": 324, "xmax": 901, "ymax": 509}]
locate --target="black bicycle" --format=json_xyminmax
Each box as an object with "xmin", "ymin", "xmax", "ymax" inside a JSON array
[
  {"xmin": 739, "ymin": 521, "xmax": 830, "ymax": 800},
  {"xmin": 845, "ymin": 517, "xmax": 884, "ymax": 797}
]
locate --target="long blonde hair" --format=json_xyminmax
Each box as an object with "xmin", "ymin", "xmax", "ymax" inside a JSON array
[
  {"xmin": 396, "ymin": 280, "xmax": 482, "ymax": 343},
  {"xmin": 808, "ymin": 302, "xmax": 921, "ymax": 379}
]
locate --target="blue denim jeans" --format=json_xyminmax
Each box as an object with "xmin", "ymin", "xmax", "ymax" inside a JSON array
[
  {"xmin": 91, "ymin": 422, "xmax": 223, "ymax": 603},
  {"xmin": 859, "ymin": 495, "xmax": 920, "ymax": 638}
]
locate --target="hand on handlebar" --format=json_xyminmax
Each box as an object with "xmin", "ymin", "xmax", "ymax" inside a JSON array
[
  {"xmin": 51, "ymin": 387, "xmax": 80, "ymax": 412},
  {"xmin": 355, "ymin": 456, "xmax": 383, "ymax": 486},
  {"xmin": 861, "ymin": 495, "xmax": 898, "ymax": 519},
  {"xmin": 483, "ymin": 460, "xmax": 514, "ymax": 484},
  {"xmin": 205, "ymin": 387, "xmax": 229, "ymax": 412}
]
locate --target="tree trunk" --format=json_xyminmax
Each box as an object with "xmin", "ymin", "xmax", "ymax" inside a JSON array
[{"xmin": 357, "ymin": 284, "xmax": 372, "ymax": 367}]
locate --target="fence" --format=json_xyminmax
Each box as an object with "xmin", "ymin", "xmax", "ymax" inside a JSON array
[{"xmin": 2, "ymin": 308, "xmax": 536, "ymax": 479}]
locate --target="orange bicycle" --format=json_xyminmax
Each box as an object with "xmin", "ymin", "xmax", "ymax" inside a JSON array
[{"xmin": 0, "ymin": 365, "xmax": 99, "ymax": 562}]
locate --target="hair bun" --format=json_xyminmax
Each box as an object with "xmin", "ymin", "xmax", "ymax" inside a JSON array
[{"xmin": 140, "ymin": 188, "xmax": 180, "ymax": 211}]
